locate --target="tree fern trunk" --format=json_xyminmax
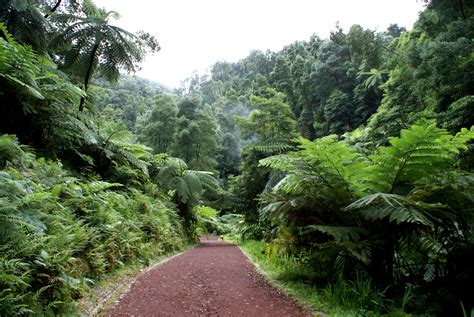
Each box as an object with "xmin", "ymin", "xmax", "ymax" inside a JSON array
[
  {"xmin": 6, "ymin": 9, "xmax": 16, "ymax": 35},
  {"xmin": 458, "ymin": 0, "xmax": 466, "ymax": 20},
  {"xmin": 370, "ymin": 221, "xmax": 395, "ymax": 288},
  {"xmin": 79, "ymin": 43, "xmax": 100, "ymax": 111},
  {"xmin": 44, "ymin": 0, "xmax": 62, "ymax": 18},
  {"xmin": 383, "ymin": 224, "xmax": 395, "ymax": 285},
  {"xmin": 175, "ymin": 198, "xmax": 194, "ymax": 239}
]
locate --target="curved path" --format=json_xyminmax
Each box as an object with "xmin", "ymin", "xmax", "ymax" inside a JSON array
[{"xmin": 106, "ymin": 237, "xmax": 312, "ymax": 316}]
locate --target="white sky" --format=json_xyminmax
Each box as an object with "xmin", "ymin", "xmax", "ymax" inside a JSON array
[{"xmin": 94, "ymin": 0, "xmax": 426, "ymax": 88}]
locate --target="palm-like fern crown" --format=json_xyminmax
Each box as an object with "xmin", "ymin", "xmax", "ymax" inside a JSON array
[
  {"xmin": 259, "ymin": 120, "xmax": 474, "ymax": 232},
  {"xmin": 51, "ymin": 1, "xmax": 143, "ymax": 83},
  {"xmin": 156, "ymin": 157, "xmax": 219, "ymax": 204},
  {"xmin": 259, "ymin": 135, "xmax": 367, "ymax": 198}
]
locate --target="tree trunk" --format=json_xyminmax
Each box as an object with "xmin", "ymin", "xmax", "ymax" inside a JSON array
[
  {"xmin": 370, "ymin": 221, "xmax": 395, "ymax": 288},
  {"xmin": 458, "ymin": 0, "xmax": 467, "ymax": 20},
  {"xmin": 44, "ymin": 0, "xmax": 62, "ymax": 18},
  {"xmin": 175, "ymin": 198, "xmax": 194, "ymax": 239},
  {"xmin": 79, "ymin": 43, "xmax": 100, "ymax": 111}
]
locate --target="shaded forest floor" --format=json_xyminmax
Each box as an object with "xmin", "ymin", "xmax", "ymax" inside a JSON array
[{"xmin": 105, "ymin": 237, "xmax": 313, "ymax": 316}]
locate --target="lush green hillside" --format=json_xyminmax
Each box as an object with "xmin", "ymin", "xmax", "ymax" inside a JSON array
[{"xmin": 1, "ymin": 0, "xmax": 473, "ymax": 315}]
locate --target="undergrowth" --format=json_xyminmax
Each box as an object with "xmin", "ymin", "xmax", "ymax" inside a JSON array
[
  {"xmin": 0, "ymin": 135, "xmax": 187, "ymax": 315},
  {"xmin": 239, "ymin": 239, "xmax": 410, "ymax": 317}
]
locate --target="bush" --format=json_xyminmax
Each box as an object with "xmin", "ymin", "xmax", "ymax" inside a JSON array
[{"xmin": 0, "ymin": 136, "xmax": 186, "ymax": 315}]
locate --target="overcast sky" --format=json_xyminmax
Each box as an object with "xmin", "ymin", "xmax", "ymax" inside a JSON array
[{"xmin": 93, "ymin": 0, "xmax": 426, "ymax": 88}]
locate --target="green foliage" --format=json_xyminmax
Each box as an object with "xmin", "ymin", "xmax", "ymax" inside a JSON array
[
  {"xmin": 323, "ymin": 89, "xmax": 353, "ymax": 135},
  {"xmin": 364, "ymin": 120, "xmax": 474, "ymax": 194},
  {"xmin": 254, "ymin": 120, "xmax": 474, "ymax": 314},
  {"xmin": 0, "ymin": 0, "xmax": 49, "ymax": 51},
  {"xmin": 322, "ymin": 274, "xmax": 389, "ymax": 316},
  {"xmin": 236, "ymin": 88, "xmax": 298, "ymax": 142},
  {"xmin": 139, "ymin": 93, "xmax": 179, "ymax": 153},
  {"xmin": 239, "ymin": 239, "xmax": 406, "ymax": 316},
  {"xmin": 155, "ymin": 157, "xmax": 220, "ymax": 237},
  {"xmin": 94, "ymin": 75, "xmax": 168, "ymax": 131},
  {"xmin": 51, "ymin": 2, "xmax": 158, "ymax": 111},
  {"xmin": 0, "ymin": 136, "xmax": 186, "ymax": 315},
  {"xmin": 1, "ymin": 0, "xmax": 474, "ymax": 315},
  {"xmin": 0, "ymin": 22, "xmax": 45, "ymax": 108},
  {"xmin": 367, "ymin": 0, "xmax": 474, "ymax": 142},
  {"xmin": 195, "ymin": 205, "xmax": 230, "ymax": 235}
]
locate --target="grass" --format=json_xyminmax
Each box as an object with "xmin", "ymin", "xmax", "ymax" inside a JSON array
[{"xmin": 237, "ymin": 239, "xmax": 410, "ymax": 317}]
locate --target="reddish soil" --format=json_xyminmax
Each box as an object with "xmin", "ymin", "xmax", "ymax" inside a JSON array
[{"xmin": 105, "ymin": 237, "xmax": 313, "ymax": 316}]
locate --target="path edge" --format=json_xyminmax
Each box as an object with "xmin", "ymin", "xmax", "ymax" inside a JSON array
[
  {"xmin": 81, "ymin": 246, "xmax": 195, "ymax": 317},
  {"xmin": 237, "ymin": 245, "xmax": 328, "ymax": 317}
]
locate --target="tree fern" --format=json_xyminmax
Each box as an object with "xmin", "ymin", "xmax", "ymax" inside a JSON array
[
  {"xmin": 155, "ymin": 156, "xmax": 220, "ymax": 236},
  {"xmin": 345, "ymin": 193, "xmax": 436, "ymax": 226},
  {"xmin": 253, "ymin": 141, "xmax": 295, "ymax": 155},
  {"xmin": 51, "ymin": 4, "xmax": 155, "ymax": 111},
  {"xmin": 302, "ymin": 225, "xmax": 368, "ymax": 243},
  {"xmin": 364, "ymin": 120, "xmax": 474, "ymax": 194},
  {"xmin": 257, "ymin": 119, "xmax": 474, "ymax": 291}
]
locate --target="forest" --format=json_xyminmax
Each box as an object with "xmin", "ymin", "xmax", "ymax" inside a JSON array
[{"xmin": 0, "ymin": 0, "xmax": 473, "ymax": 315}]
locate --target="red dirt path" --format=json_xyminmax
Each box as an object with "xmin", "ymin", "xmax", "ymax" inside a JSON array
[{"xmin": 106, "ymin": 237, "xmax": 313, "ymax": 316}]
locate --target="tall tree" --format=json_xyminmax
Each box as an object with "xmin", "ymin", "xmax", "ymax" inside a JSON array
[
  {"xmin": 236, "ymin": 88, "xmax": 298, "ymax": 142},
  {"xmin": 140, "ymin": 93, "xmax": 179, "ymax": 154},
  {"xmin": 323, "ymin": 89, "xmax": 353, "ymax": 135},
  {"xmin": 52, "ymin": 0, "xmax": 159, "ymax": 111}
]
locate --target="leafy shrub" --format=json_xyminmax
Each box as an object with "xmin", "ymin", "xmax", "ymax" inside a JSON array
[
  {"xmin": 0, "ymin": 136, "xmax": 186, "ymax": 315},
  {"xmin": 255, "ymin": 120, "xmax": 474, "ymax": 314}
]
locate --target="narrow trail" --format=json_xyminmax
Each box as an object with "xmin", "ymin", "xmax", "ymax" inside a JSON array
[{"xmin": 105, "ymin": 237, "xmax": 312, "ymax": 316}]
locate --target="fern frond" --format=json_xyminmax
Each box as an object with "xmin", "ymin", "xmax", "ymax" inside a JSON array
[
  {"xmin": 107, "ymin": 142, "xmax": 149, "ymax": 175},
  {"xmin": 194, "ymin": 171, "xmax": 220, "ymax": 192},
  {"xmin": 297, "ymin": 136, "xmax": 370, "ymax": 194},
  {"xmin": 84, "ymin": 181, "xmax": 123, "ymax": 193},
  {"xmin": 259, "ymin": 154, "xmax": 301, "ymax": 172},
  {"xmin": 365, "ymin": 120, "xmax": 474, "ymax": 193},
  {"xmin": 173, "ymin": 177, "xmax": 191, "ymax": 203},
  {"xmin": 253, "ymin": 141, "xmax": 294, "ymax": 155},
  {"xmin": 182, "ymin": 172, "xmax": 203, "ymax": 196},
  {"xmin": 345, "ymin": 193, "xmax": 435, "ymax": 226},
  {"xmin": 0, "ymin": 22, "xmax": 14, "ymax": 43},
  {"xmin": 301, "ymin": 225, "xmax": 368, "ymax": 242}
]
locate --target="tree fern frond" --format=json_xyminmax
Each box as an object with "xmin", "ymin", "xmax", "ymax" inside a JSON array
[
  {"xmin": 108, "ymin": 143, "xmax": 149, "ymax": 175},
  {"xmin": 182, "ymin": 172, "xmax": 203, "ymax": 196},
  {"xmin": 82, "ymin": 0, "xmax": 100, "ymax": 17},
  {"xmin": 156, "ymin": 166, "xmax": 178, "ymax": 188},
  {"xmin": 365, "ymin": 120, "xmax": 474, "ymax": 193},
  {"xmin": 162, "ymin": 157, "xmax": 188, "ymax": 172},
  {"xmin": 345, "ymin": 193, "xmax": 435, "ymax": 226},
  {"xmin": 301, "ymin": 225, "xmax": 368, "ymax": 242},
  {"xmin": 0, "ymin": 74, "xmax": 44, "ymax": 100},
  {"xmin": 194, "ymin": 171, "xmax": 219, "ymax": 192},
  {"xmin": 253, "ymin": 142, "xmax": 294, "ymax": 155},
  {"xmin": 259, "ymin": 154, "xmax": 300, "ymax": 172},
  {"xmin": 174, "ymin": 177, "xmax": 191, "ymax": 203},
  {"xmin": 297, "ymin": 136, "xmax": 369, "ymax": 193},
  {"xmin": 0, "ymin": 22, "xmax": 14, "ymax": 42}
]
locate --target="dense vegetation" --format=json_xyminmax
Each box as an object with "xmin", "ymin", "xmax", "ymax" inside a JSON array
[
  {"xmin": 1, "ymin": 0, "xmax": 473, "ymax": 315},
  {"xmin": 0, "ymin": 0, "xmax": 218, "ymax": 314}
]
